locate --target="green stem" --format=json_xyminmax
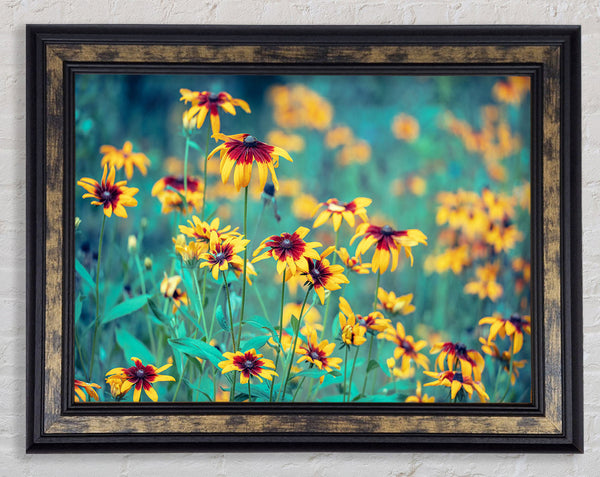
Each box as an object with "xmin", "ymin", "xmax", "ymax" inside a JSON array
[
  {"xmin": 343, "ymin": 346, "xmax": 349, "ymax": 402},
  {"xmin": 88, "ymin": 214, "xmax": 106, "ymax": 382},
  {"xmin": 373, "ymin": 269, "xmax": 381, "ymax": 311},
  {"xmin": 500, "ymin": 339, "xmax": 516, "ymax": 402},
  {"xmin": 360, "ymin": 334, "xmax": 375, "ymax": 396},
  {"xmin": 320, "ymin": 229, "xmax": 339, "ymax": 340},
  {"xmin": 236, "ymin": 186, "xmax": 249, "ymax": 350},
  {"xmin": 253, "ymin": 283, "xmax": 270, "ymax": 323},
  {"xmin": 208, "ymin": 283, "xmax": 223, "ymax": 341},
  {"xmin": 201, "ymin": 126, "xmax": 210, "ymax": 220},
  {"xmin": 222, "ymin": 273, "xmax": 237, "ymax": 353},
  {"xmin": 270, "ymin": 270, "xmax": 287, "ymax": 402},
  {"xmin": 347, "ymin": 346, "xmax": 360, "ymax": 402},
  {"xmin": 183, "ymin": 137, "xmax": 190, "ymax": 211},
  {"xmin": 279, "ymin": 287, "xmax": 311, "ymax": 401},
  {"xmin": 192, "ymin": 269, "xmax": 208, "ymax": 337},
  {"xmin": 134, "ymin": 252, "xmax": 156, "ymax": 354},
  {"xmin": 247, "ymin": 380, "xmax": 252, "ymax": 402},
  {"xmin": 292, "ymin": 376, "xmax": 306, "ymax": 402}
]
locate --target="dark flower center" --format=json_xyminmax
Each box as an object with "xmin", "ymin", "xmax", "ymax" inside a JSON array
[
  {"xmin": 455, "ymin": 342, "xmax": 467, "ymax": 355},
  {"xmin": 208, "ymin": 92, "xmax": 219, "ymax": 102},
  {"xmin": 381, "ymin": 225, "xmax": 394, "ymax": 235},
  {"xmin": 244, "ymin": 360, "xmax": 255, "ymax": 369},
  {"xmin": 509, "ymin": 314, "xmax": 524, "ymax": 326},
  {"xmin": 214, "ymin": 252, "xmax": 226, "ymax": 262},
  {"xmin": 310, "ymin": 351, "xmax": 320, "ymax": 360},
  {"xmin": 135, "ymin": 369, "xmax": 146, "ymax": 379},
  {"xmin": 454, "ymin": 372, "xmax": 464, "ymax": 383},
  {"xmin": 101, "ymin": 190, "xmax": 113, "ymax": 201},
  {"xmin": 280, "ymin": 238, "xmax": 292, "ymax": 249},
  {"xmin": 401, "ymin": 340, "xmax": 413, "ymax": 351},
  {"xmin": 244, "ymin": 135, "xmax": 257, "ymax": 145}
]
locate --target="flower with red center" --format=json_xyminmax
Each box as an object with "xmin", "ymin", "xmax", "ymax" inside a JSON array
[
  {"xmin": 338, "ymin": 297, "xmax": 369, "ymax": 347},
  {"xmin": 199, "ymin": 231, "xmax": 249, "ymax": 281},
  {"xmin": 336, "ymin": 248, "xmax": 370, "ymax": 274},
  {"xmin": 296, "ymin": 328, "xmax": 342, "ymax": 383},
  {"xmin": 178, "ymin": 216, "xmax": 240, "ymax": 247},
  {"xmin": 207, "ymin": 133, "xmax": 293, "ymax": 191},
  {"xmin": 312, "ymin": 197, "xmax": 372, "ymax": 231},
  {"xmin": 180, "ymin": 89, "xmax": 251, "ymax": 135},
  {"xmin": 405, "ymin": 381, "xmax": 435, "ymax": 403},
  {"xmin": 78, "ymin": 165, "xmax": 139, "ymax": 218},
  {"xmin": 74, "ymin": 379, "xmax": 101, "ymax": 402},
  {"xmin": 105, "ymin": 357, "xmax": 175, "ymax": 402},
  {"xmin": 430, "ymin": 341, "xmax": 485, "ymax": 381},
  {"xmin": 377, "ymin": 288, "xmax": 415, "ymax": 316},
  {"xmin": 160, "ymin": 274, "xmax": 189, "ymax": 312},
  {"xmin": 100, "ymin": 141, "xmax": 151, "ymax": 179},
  {"xmin": 300, "ymin": 246, "xmax": 349, "ymax": 305},
  {"xmin": 378, "ymin": 322, "xmax": 429, "ymax": 371},
  {"xmin": 479, "ymin": 313, "xmax": 531, "ymax": 354},
  {"xmin": 350, "ymin": 223, "xmax": 427, "ymax": 273},
  {"xmin": 423, "ymin": 370, "xmax": 489, "ymax": 402},
  {"xmin": 252, "ymin": 226, "xmax": 322, "ymax": 278},
  {"xmin": 218, "ymin": 348, "xmax": 278, "ymax": 384},
  {"xmin": 151, "ymin": 175, "xmax": 203, "ymax": 215}
]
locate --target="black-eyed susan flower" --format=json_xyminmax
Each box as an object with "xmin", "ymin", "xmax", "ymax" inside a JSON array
[
  {"xmin": 78, "ymin": 165, "xmax": 139, "ymax": 218},
  {"xmin": 105, "ymin": 357, "xmax": 175, "ymax": 402},
  {"xmin": 160, "ymin": 274, "xmax": 189, "ymax": 312},
  {"xmin": 339, "ymin": 296, "xmax": 391, "ymax": 336},
  {"xmin": 479, "ymin": 313, "xmax": 531, "ymax": 354},
  {"xmin": 430, "ymin": 341, "xmax": 485, "ymax": 381},
  {"xmin": 151, "ymin": 175, "xmax": 203, "ymax": 215},
  {"xmin": 252, "ymin": 227, "xmax": 321, "ymax": 278},
  {"xmin": 178, "ymin": 216, "xmax": 240, "ymax": 247},
  {"xmin": 299, "ymin": 246, "xmax": 349, "ymax": 305},
  {"xmin": 336, "ymin": 248, "xmax": 370, "ymax": 274},
  {"xmin": 423, "ymin": 370, "xmax": 489, "ymax": 402},
  {"xmin": 351, "ymin": 223, "xmax": 427, "ymax": 273},
  {"xmin": 312, "ymin": 197, "xmax": 372, "ymax": 231},
  {"xmin": 485, "ymin": 222, "xmax": 523, "ymax": 253},
  {"xmin": 377, "ymin": 288, "xmax": 415, "ymax": 316},
  {"xmin": 207, "ymin": 133, "xmax": 293, "ymax": 191},
  {"xmin": 105, "ymin": 372, "xmax": 129, "ymax": 400},
  {"xmin": 218, "ymin": 348, "xmax": 278, "ymax": 384},
  {"xmin": 464, "ymin": 262, "xmax": 503, "ymax": 302},
  {"xmin": 405, "ymin": 381, "xmax": 435, "ymax": 403},
  {"xmin": 180, "ymin": 89, "xmax": 251, "ymax": 135},
  {"xmin": 378, "ymin": 322, "xmax": 429, "ymax": 371},
  {"xmin": 199, "ymin": 231, "xmax": 249, "ymax": 281},
  {"xmin": 296, "ymin": 328, "xmax": 342, "ymax": 383},
  {"xmin": 100, "ymin": 141, "xmax": 151, "ymax": 180},
  {"xmin": 478, "ymin": 338, "xmax": 527, "ymax": 385},
  {"xmin": 74, "ymin": 379, "xmax": 101, "ymax": 402},
  {"xmin": 338, "ymin": 297, "xmax": 368, "ymax": 347}
]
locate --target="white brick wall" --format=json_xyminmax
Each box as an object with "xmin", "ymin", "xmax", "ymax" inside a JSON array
[{"xmin": 2, "ymin": 1, "xmax": 596, "ymax": 474}]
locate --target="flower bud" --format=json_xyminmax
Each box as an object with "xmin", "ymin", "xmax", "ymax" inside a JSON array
[
  {"xmin": 127, "ymin": 235, "xmax": 137, "ymax": 254},
  {"xmin": 74, "ymin": 217, "xmax": 81, "ymax": 230},
  {"xmin": 144, "ymin": 257, "xmax": 153, "ymax": 270}
]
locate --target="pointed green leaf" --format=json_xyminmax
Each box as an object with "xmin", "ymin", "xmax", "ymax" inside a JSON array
[
  {"xmin": 102, "ymin": 295, "xmax": 151, "ymax": 324},
  {"xmin": 215, "ymin": 304, "xmax": 230, "ymax": 331},
  {"xmin": 244, "ymin": 315, "xmax": 279, "ymax": 344},
  {"xmin": 290, "ymin": 315, "xmax": 300, "ymax": 334},
  {"xmin": 168, "ymin": 337, "xmax": 224, "ymax": 367},
  {"xmin": 241, "ymin": 334, "xmax": 271, "ymax": 352},
  {"xmin": 147, "ymin": 298, "xmax": 170, "ymax": 325},
  {"xmin": 291, "ymin": 368, "xmax": 328, "ymax": 380},
  {"xmin": 115, "ymin": 327, "xmax": 155, "ymax": 364},
  {"xmin": 75, "ymin": 258, "xmax": 95, "ymax": 290}
]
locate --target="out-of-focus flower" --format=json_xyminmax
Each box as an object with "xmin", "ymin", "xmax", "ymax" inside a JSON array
[
  {"xmin": 151, "ymin": 175, "xmax": 203, "ymax": 215},
  {"xmin": 351, "ymin": 223, "xmax": 427, "ymax": 272},
  {"xmin": 292, "ymin": 194, "xmax": 320, "ymax": 221},
  {"xmin": 208, "ymin": 133, "xmax": 293, "ymax": 191},
  {"xmin": 336, "ymin": 140, "xmax": 371, "ymax": 166},
  {"xmin": 464, "ymin": 262, "xmax": 503, "ymax": 302},
  {"xmin": 268, "ymin": 84, "xmax": 333, "ymax": 131},
  {"xmin": 406, "ymin": 175, "xmax": 427, "ymax": 196},
  {"xmin": 312, "ymin": 197, "xmax": 371, "ymax": 231},
  {"xmin": 424, "ymin": 246, "xmax": 471, "ymax": 275},
  {"xmin": 423, "ymin": 370, "xmax": 489, "ymax": 402},
  {"xmin": 144, "ymin": 257, "xmax": 153, "ymax": 270},
  {"xmin": 105, "ymin": 357, "xmax": 175, "ymax": 402},
  {"xmin": 300, "ymin": 246, "xmax": 349, "ymax": 305},
  {"xmin": 379, "ymin": 322, "xmax": 429, "ymax": 371},
  {"xmin": 78, "ymin": 165, "xmax": 139, "ymax": 218},
  {"xmin": 127, "ymin": 235, "xmax": 137, "ymax": 254},
  {"xmin": 512, "ymin": 258, "xmax": 531, "ymax": 295},
  {"xmin": 492, "ymin": 76, "xmax": 530, "ymax": 105},
  {"xmin": 74, "ymin": 379, "xmax": 101, "ymax": 402},
  {"xmin": 377, "ymin": 288, "xmax": 415, "ymax": 316},
  {"xmin": 100, "ymin": 141, "xmax": 151, "ymax": 180},
  {"xmin": 479, "ymin": 313, "xmax": 531, "ymax": 354},
  {"xmin": 266, "ymin": 130, "xmax": 306, "ymax": 153},
  {"xmin": 180, "ymin": 89, "xmax": 250, "ymax": 136},
  {"xmin": 430, "ymin": 341, "xmax": 485, "ymax": 381},
  {"xmin": 391, "ymin": 113, "xmax": 420, "ymax": 143},
  {"xmin": 282, "ymin": 302, "xmax": 321, "ymax": 329},
  {"xmin": 325, "ymin": 126, "xmax": 354, "ymax": 149},
  {"xmin": 160, "ymin": 274, "xmax": 189, "ymax": 312},
  {"xmin": 405, "ymin": 381, "xmax": 435, "ymax": 403},
  {"xmin": 219, "ymin": 349, "xmax": 277, "ymax": 384}
]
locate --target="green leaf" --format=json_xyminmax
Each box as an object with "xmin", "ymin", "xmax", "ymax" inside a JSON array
[
  {"xmin": 291, "ymin": 368, "xmax": 328, "ymax": 380},
  {"xmin": 147, "ymin": 298, "xmax": 170, "ymax": 325},
  {"xmin": 367, "ymin": 359, "xmax": 389, "ymax": 377},
  {"xmin": 215, "ymin": 305, "xmax": 230, "ymax": 332},
  {"xmin": 290, "ymin": 315, "xmax": 300, "ymax": 334},
  {"xmin": 102, "ymin": 295, "xmax": 151, "ymax": 324},
  {"xmin": 168, "ymin": 337, "xmax": 224, "ymax": 367},
  {"xmin": 75, "ymin": 258, "xmax": 95, "ymax": 290},
  {"xmin": 241, "ymin": 334, "xmax": 271, "ymax": 352},
  {"xmin": 115, "ymin": 327, "xmax": 155, "ymax": 364},
  {"xmin": 74, "ymin": 295, "xmax": 86, "ymax": 322},
  {"xmin": 179, "ymin": 305, "xmax": 204, "ymax": 334},
  {"xmin": 188, "ymin": 140, "xmax": 201, "ymax": 151},
  {"xmin": 244, "ymin": 315, "xmax": 279, "ymax": 344}
]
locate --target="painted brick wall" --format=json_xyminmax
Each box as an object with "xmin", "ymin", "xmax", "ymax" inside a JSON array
[{"xmin": 2, "ymin": 1, "xmax": 596, "ymax": 475}]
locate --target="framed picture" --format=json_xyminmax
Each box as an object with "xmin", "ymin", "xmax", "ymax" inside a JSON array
[{"xmin": 26, "ymin": 25, "xmax": 582, "ymax": 452}]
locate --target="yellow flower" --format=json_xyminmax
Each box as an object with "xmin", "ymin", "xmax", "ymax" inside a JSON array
[
  {"xmin": 74, "ymin": 379, "xmax": 101, "ymax": 402},
  {"xmin": 312, "ymin": 197, "xmax": 371, "ymax": 231},
  {"xmin": 478, "ymin": 313, "xmax": 531, "ymax": 354},
  {"xmin": 299, "ymin": 246, "xmax": 349, "ymax": 305},
  {"xmin": 423, "ymin": 370, "xmax": 489, "ymax": 402},
  {"xmin": 377, "ymin": 288, "xmax": 415, "ymax": 316},
  {"xmin": 464, "ymin": 262, "xmax": 504, "ymax": 302},
  {"xmin": 485, "ymin": 223, "xmax": 523, "ymax": 253},
  {"xmin": 105, "ymin": 357, "xmax": 175, "ymax": 402},
  {"xmin": 391, "ymin": 113, "xmax": 420, "ymax": 142},
  {"xmin": 336, "ymin": 248, "xmax": 370, "ymax": 275},
  {"xmin": 378, "ymin": 322, "xmax": 429, "ymax": 371},
  {"xmin": 338, "ymin": 297, "xmax": 368, "ymax": 347},
  {"xmin": 292, "ymin": 194, "xmax": 320, "ymax": 221},
  {"xmin": 199, "ymin": 231, "xmax": 249, "ymax": 281},
  {"xmin": 296, "ymin": 328, "xmax": 342, "ymax": 383},
  {"xmin": 78, "ymin": 165, "xmax": 139, "ymax": 218},
  {"xmin": 492, "ymin": 76, "xmax": 530, "ymax": 105},
  {"xmin": 105, "ymin": 373, "xmax": 129, "ymax": 400},
  {"xmin": 180, "ymin": 89, "xmax": 251, "ymax": 136},
  {"xmin": 208, "ymin": 133, "xmax": 293, "ymax": 192},
  {"xmin": 406, "ymin": 175, "xmax": 427, "ymax": 196},
  {"xmin": 325, "ymin": 125, "xmax": 354, "ymax": 149},
  {"xmin": 405, "ymin": 381, "xmax": 435, "ymax": 403},
  {"xmin": 268, "ymin": 84, "xmax": 333, "ymax": 131},
  {"xmin": 178, "ymin": 216, "xmax": 240, "ymax": 247},
  {"xmin": 351, "ymin": 223, "xmax": 427, "ymax": 272},
  {"xmin": 160, "ymin": 274, "xmax": 189, "ymax": 312},
  {"xmin": 266, "ymin": 130, "xmax": 306, "ymax": 153},
  {"xmin": 174, "ymin": 235, "xmax": 205, "ymax": 267},
  {"xmin": 218, "ymin": 349, "xmax": 278, "ymax": 384},
  {"xmin": 151, "ymin": 175, "xmax": 203, "ymax": 215},
  {"xmin": 429, "ymin": 341, "xmax": 485, "ymax": 381},
  {"xmin": 282, "ymin": 302, "xmax": 321, "ymax": 329},
  {"xmin": 100, "ymin": 141, "xmax": 151, "ymax": 180}
]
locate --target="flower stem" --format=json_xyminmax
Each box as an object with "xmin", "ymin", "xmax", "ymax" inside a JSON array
[
  {"xmin": 247, "ymin": 380, "xmax": 252, "ymax": 403},
  {"xmin": 320, "ymin": 229, "xmax": 339, "ymax": 340},
  {"xmin": 269, "ymin": 270, "xmax": 286, "ymax": 402},
  {"xmin": 201, "ymin": 125, "xmax": 210, "ymax": 221},
  {"xmin": 292, "ymin": 376, "xmax": 306, "ymax": 402},
  {"xmin": 183, "ymin": 137, "xmax": 190, "ymax": 210},
  {"xmin": 343, "ymin": 346, "xmax": 349, "ymax": 402},
  {"xmin": 500, "ymin": 338, "xmax": 516, "ymax": 402},
  {"xmin": 88, "ymin": 213, "xmax": 106, "ymax": 382},
  {"xmin": 279, "ymin": 287, "xmax": 311, "ymax": 401},
  {"xmin": 222, "ymin": 272, "xmax": 236, "ymax": 353},
  {"xmin": 236, "ymin": 186, "xmax": 249, "ymax": 350},
  {"xmin": 373, "ymin": 269, "xmax": 381, "ymax": 311},
  {"xmin": 192, "ymin": 269, "xmax": 208, "ymax": 337},
  {"xmin": 347, "ymin": 346, "xmax": 360, "ymax": 402},
  {"xmin": 360, "ymin": 334, "xmax": 375, "ymax": 396}
]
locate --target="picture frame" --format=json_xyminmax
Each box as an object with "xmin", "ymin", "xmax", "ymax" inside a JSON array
[{"xmin": 26, "ymin": 25, "xmax": 582, "ymax": 453}]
